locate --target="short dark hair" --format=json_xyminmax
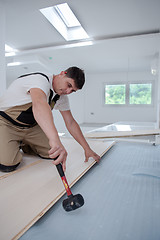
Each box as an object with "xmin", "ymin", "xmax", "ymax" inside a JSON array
[{"xmin": 65, "ymin": 66, "xmax": 85, "ymax": 89}]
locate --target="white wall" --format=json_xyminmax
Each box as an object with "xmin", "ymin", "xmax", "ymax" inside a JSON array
[
  {"xmin": 84, "ymin": 71, "xmax": 157, "ymax": 124},
  {"xmin": 156, "ymin": 50, "xmax": 160, "ymax": 128},
  {"xmin": 0, "ymin": 1, "xmax": 6, "ymax": 96}
]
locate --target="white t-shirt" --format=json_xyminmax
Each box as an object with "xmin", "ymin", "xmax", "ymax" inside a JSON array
[{"xmin": 0, "ymin": 73, "xmax": 70, "ymax": 111}]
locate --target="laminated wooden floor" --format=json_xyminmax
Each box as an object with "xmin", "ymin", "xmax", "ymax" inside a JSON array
[{"xmin": 0, "ymin": 137, "xmax": 114, "ymax": 240}]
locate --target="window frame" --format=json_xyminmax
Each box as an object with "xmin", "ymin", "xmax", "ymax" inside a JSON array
[
  {"xmin": 104, "ymin": 83, "xmax": 126, "ymax": 105},
  {"xmin": 103, "ymin": 80, "xmax": 154, "ymax": 107}
]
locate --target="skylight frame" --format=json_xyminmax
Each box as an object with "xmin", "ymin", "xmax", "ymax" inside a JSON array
[
  {"xmin": 5, "ymin": 44, "xmax": 14, "ymax": 52},
  {"xmin": 54, "ymin": 3, "xmax": 81, "ymax": 28},
  {"xmin": 40, "ymin": 3, "xmax": 89, "ymax": 41},
  {"xmin": 5, "ymin": 44, "xmax": 18, "ymax": 56}
]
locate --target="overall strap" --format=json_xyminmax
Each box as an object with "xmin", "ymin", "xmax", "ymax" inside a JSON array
[
  {"xmin": 49, "ymin": 90, "xmax": 60, "ymax": 104},
  {"xmin": 49, "ymin": 90, "xmax": 60, "ymax": 109},
  {"xmin": 18, "ymin": 72, "xmax": 49, "ymax": 81},
  {"xmin": 20, "ymin": 73, "xmax": 60, "ymax": 105}
]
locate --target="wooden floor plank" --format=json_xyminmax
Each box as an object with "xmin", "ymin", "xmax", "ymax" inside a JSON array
[
  {"xmin": 84, "ymin": 129, "xmax": 160, "ymax": 139},
  {"xmin": 0, "ymin": 138, "xmax": 114, "ymax": 240},
  {"xmin": 0, "ymin": 154, "xmax": 42, "ymax": 179}
]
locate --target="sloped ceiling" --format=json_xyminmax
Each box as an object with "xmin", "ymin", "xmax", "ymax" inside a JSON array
[{"xmin": 4, "ymin": 0, "xmax": 160, "ymax": 82}]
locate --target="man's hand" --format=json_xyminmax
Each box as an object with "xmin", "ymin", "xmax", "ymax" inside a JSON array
[
  {"xmin": 48, "ymin": 142, "xmax": 67, "ymax": 172},
  {"xmin": 84, "ymin": 148, "xmax": 101, "ymax": 163}
]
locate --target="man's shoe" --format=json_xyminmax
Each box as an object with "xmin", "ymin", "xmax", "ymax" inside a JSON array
[{"xmin": 0, "ymin": 162, "xmax": 20, "ymax": 172}]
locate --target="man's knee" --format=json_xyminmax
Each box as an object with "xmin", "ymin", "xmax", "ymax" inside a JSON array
[{"xmin": 0, "ymin": 150, "xmax": 22, "ymax": 171}]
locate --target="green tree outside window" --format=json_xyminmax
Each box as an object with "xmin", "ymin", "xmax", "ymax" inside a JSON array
[
  {"xmin": 105, "ymin": 85, "xmax": 125, "ymax": 104},
  {"xmin": 129, "ymin": 84, "xmax": 152, "ymax": 104},
  {"xmin": 105, "ymin": 83, "xmax": 152, "ymax": 105}
]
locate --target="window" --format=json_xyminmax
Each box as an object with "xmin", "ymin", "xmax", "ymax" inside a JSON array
[
  {"xmin": 40, "ymin": 3, "xmax": 89, "ymax": 41},
  {"xmin": 129, "ymin": 83, "xmax": 152, "ymax": 104},
  {"xmin": 54, "ymin": 3, "xmax": 81, "ymax": 28},
  {"xmin": 105, "ymin": 84, "xmax": 125, "ymax": 104},
  {"xmin": 104, "ymin": 82, "xmax": 153, "ymax": 105}
]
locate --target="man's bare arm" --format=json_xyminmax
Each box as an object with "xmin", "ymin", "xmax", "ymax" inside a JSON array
[
  {"xmin": 60, "ymin": 110, "xmax": 100, "ymax": 162},
  {"xmin": 30, "ymin": 88, "xmax": 67, "ymax": 170}
]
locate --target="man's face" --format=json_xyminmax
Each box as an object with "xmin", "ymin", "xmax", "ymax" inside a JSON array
[{"xmin": 53, "ymin": 71, "xmax": 78, "ymax": 95}]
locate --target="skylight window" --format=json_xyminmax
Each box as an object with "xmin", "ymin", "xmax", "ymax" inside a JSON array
[
  {"xmin": 54, "ymin": 3, "xmax": 81, "ymax": 28},
  {"xmin": 5, "ymin": 44, "xmax": 14, "ymax": 52},
  {"xmin": 5, "ymin": 44, "xmax": 17, "ymax": 56},
  {"xmin": 40, "ymin": 3, "xmax": 89, "ymax": 41}
]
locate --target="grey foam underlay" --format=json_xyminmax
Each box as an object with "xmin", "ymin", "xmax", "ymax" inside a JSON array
[
  {"xmin": 133, "ymin": 167, "xmax": 160, "ymax": 178},
  {"xmin": 21, "ymin": 142, "xmax": 160, "ymax": 240}
]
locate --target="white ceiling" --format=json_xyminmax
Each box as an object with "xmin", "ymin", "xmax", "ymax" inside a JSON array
[{"xmin": 4, "ymin": 0, "xmax": 160, "ymax": 81}]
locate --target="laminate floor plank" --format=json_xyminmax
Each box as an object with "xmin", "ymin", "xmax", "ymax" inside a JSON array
[{"xmin": 0, "ymin": 138, "xmax": 114, "ymax": 240}]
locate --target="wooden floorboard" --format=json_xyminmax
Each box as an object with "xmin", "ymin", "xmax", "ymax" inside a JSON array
[
  {"xmin": 84, "ymin": 129, "xmax": 160, "ymax": 139},
  {"xmin": 0, "ymin": 138, "xmax": 114, "ymax": 240}
]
